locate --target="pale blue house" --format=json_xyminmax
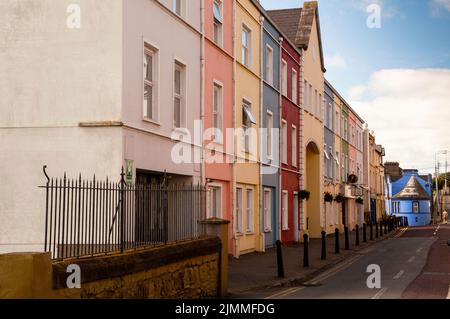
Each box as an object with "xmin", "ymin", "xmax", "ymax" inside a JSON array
[{"xmin": 386, "ymin": 169, "xmax": 432, "ymax": 226}]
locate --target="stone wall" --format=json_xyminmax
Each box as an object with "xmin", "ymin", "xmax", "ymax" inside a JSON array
[{"xmin": 0, "ymin": 237, "xmax": 222, "ymax": 299}]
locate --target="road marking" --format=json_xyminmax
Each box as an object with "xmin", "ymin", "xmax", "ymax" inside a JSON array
[
  {"xmin": 408, "ymin": 256, "xmax": 416, "ymax": 263},
  {"xmin": 265, "ymin": 287, "xmax": 305, "ymax": 299},
  {"xmin": 393, "ymin": 228, "xmax": 407, "ymax": 238},
  {"xmin": 393, "ymin": 270, "xmax": 405, "ymax": 280},
  {"xmin": 304, "ymin": 254, "xmax": 362, "ymax": 285},
  {"xmin": 447, "ymin": 285, "xmax": 450, "ymax": 300},
  {"xmin": 416, "ymin": 247, "xmax": 423, "ymax": 253},
  {"xmin": 372, "ymin": 288, "xmax": 388, "ymax": 299}
]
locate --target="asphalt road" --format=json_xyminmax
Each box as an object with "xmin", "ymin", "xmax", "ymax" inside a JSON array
[{"xmin": 236, "ymin": 225, "xmax": 449, "ymax": 299}]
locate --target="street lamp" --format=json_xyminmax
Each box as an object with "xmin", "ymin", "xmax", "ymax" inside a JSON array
[{"xmin": 435, "ymin": 150, "xmax": 448, "ymax": 223}]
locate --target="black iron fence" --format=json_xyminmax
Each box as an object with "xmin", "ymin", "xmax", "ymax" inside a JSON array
[{"xmin": 41, "ymin": 167, "xmax": 207, "ymax": 260}]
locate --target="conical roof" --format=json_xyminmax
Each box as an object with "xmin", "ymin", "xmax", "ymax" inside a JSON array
[{"xmin": 393, "ymin": 176, "xmax": 430, "ymax": 199}]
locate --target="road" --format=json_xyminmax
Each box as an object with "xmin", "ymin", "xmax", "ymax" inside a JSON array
[{"xmin": 236, "ymin": 224, "xmax": 450, "ymax": 299}]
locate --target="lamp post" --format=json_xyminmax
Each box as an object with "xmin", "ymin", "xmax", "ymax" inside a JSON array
[{"xmin": 436, "ymin": 150, "xmax": 448, "ymax": 223}]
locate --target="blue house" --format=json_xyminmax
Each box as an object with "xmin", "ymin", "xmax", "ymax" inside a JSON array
[{"xmin": 387, "ymin": 169, "xmax": 432, "ymax": 226}]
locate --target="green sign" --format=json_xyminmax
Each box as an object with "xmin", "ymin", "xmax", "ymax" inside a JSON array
[{"xmin": 125, "ymin": 160, "xmax": 133, "ymax": 184}]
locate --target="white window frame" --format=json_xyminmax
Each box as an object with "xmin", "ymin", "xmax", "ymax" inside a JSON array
[
  {"xmin": 292, "ymin": 125, "xmax": 297, "ymax": 167},
  {"xmin": 213, "ymin": 0, "xmax": 223, "ymax": 47},
  {"xmin": 246, "ymin": 187, "xmax": 254, "ymax": 233},
  {"xmin": 266, "ymin": 110, "xmax": 273, "ymax": 160},
  {"xmin": 213, "ymin": 81, "xmax": 223, "ymax": 143},
  {"xmin": 173, "ymin": 0, "xmax": 183, "ymax": 16},
  {"xmin": 143, "ymin": 43, "xmax": 159, "ymax": 123},
  {"xmin": 242, "ymin": 24, "xmax": 252, "ymax": 68},
  {"xmin": 207, "ymin": 183, "xmax": 223, "ymax": 219},
  {"xmin": 242, "ymin": 99, "xmax": 255, "ymax": 153},
  {"xmin": 173, "ymin": 60, "xmax": 186, "ymax": 128},
  {"xmin": 282, "ymin": 191, "xmax": 289, "ymax": 230},
  {"xmin": 292, "ymin": 69, "xmax": 298, "ymax": 103},
  {"xmin": 281, "ymin": 120, "xmax": 288, "ymax": 164},
  {"xmin": 264, "ymin": 188, "xmax": 272, "ymax": 232},
  {"xmin": 293, "ymin": 192, "xmax": 299, "ymax": 232},
  {"xmin": 413, "ymin": 201, "xmax": 419, "ymax": 214},
  {"xmin": 309, "ymin": 84, "xmax": 313, "ymax": 113},
  {"xmin": 303, "ymin": 80, "xmax": 308, "ymax": 108},
  {"xmin": 281, "ymin": 60, "xmax": 288, "ymax": 96},
  {"xmin": 265, "ymin": 44, "xmax": 274, "ymax": 85},
  {"xmin": 235, "ymin": 187, "xmax": 243, "ymax": 233}
]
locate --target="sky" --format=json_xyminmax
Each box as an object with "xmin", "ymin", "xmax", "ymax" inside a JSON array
[{"xmin": 261, "ymin": 0, "xmax": 450, "ymax": 174}]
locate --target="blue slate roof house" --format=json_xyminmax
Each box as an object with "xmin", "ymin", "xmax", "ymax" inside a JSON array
[{"xmin": 386, "ymin": 168, "xmax": 432, "ymax": 226}]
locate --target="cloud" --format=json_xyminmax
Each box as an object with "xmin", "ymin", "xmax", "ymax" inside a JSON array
[
  {"xmin": 326, "ymin": 53, "xmax": 347, "ymax": 69},
  {"xmin": 348, "ymin": 85, "xmax": 367, "ymax": 101},
  {"xmin": 430, "ymin": 0, "xmax": 450, "ymax": 17},
  {"xmin": 348, "ymin": 69, "xmax": 450, "ymax": 173}
]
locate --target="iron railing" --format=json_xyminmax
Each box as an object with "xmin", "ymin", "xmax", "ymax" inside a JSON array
[{"xmin": 41, "ymin": 166, "xmax": 207, "ymax": 260}]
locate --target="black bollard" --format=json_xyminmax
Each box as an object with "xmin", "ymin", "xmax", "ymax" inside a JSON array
[
  {"xmin": 303, "ymin": 234, "xmax": 309, "ymax": 267},
  {"xmin": 335, "ymin": 228, "xmax": 340, "ymax": 254},
  {"xmin": 380, "ymin": 221, "xmax": 384, "ymax": 237},
  {"xmin": 276, "ymin": 240, "xmax": 284, "ymax": 278},
  {"xmin": 355, "ymin": 224, "xmax": 360, "ymax": 246},
  {"xmin": 344, "ymin": 226, "xmax": 350, "ymax": 250},
  {"xmin": 384, "ymin": 220, "xmax": 388, "ymax": 235},
  {"xmin": 363, "ymin": 223, "xmax": 367, "ymax": 243},
  {"xmin": 321, "ymin": 231, "xmax": 327, "ymax": 260},
  {"xmin": 370, "ymin": 222, "xmax": 373, "ymax": 241},
  {"xmin": 375, "ymin": 222, "xmax": 379, "ymax": 239}
]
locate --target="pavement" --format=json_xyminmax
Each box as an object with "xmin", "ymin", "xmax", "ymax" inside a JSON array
[
  {"xmin": 229, "ymin": 224, "xmax": 450, "ymax": 299},
  {"xmin": 228, "ymin": 223, "xmax": 398, "ymax": 297}
]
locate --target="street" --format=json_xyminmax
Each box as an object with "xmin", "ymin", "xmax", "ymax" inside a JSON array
[{"xmin": 235, "ymin": 224, "xmax": 450, "ymax": 299}]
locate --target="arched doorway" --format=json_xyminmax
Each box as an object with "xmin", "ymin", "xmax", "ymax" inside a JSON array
[{"xmin": 305, "ymin": 141, "xmax": 322, "ymax": 238}]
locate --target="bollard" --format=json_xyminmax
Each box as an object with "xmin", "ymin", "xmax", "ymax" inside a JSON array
[
  {"xmin": 335, "ymin": 228, "xmax": 340, "ymax": 254},
  {"xmin": 321, "ymin": 231, "xmax": 327, "ymax": 260},
  {"xmin": 303, "ymin": 234, "xmax": 309, "ymax": 267},
  {"xmin": 384, "ymin": 220, "xmax": 388, "ymax": 235},
  {"xmin": 344, "ymin": 226, "xmax": 350, "ymax": 250},
  {"xmin": 375, "ymin": 222, "xmax": 379, "ymax": 239},
  {"xmin": 370, "ymin": 222, "xmax": 373, "ymax": 241},
  {"xmin": 355, "ymin": 224, "xmax": 360, "ymax": 246},
  {"xmin": 363, "ymin": 223, "xmax": 367, "ymax": 243},
  {"xmin": 380, "ymin": 221, "xmax": 383, "ymax": 237},
  {"xmin": 276, "ymin": 240, "xmax": 284, "ymax": 278}
]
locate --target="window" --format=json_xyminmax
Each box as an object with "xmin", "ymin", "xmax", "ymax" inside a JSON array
[
  {"xmin": 293, "ymin": 193, "xmax": 299, "ymax": 232},
  {"xmin": 319, "ymin": 93, "xmax": 322, "ymax": 119},
  {"xmin": 413, "ymin": 201, "xmax": 419, "ymax": 214},
  {"xmin": 208, "ymin": 185, "xmax": 222, "ymax": 218},
  {"xmin": 292, "ymin": 125, "xmax": 297, "ymax": 167},
  {"xmin": 281, "ymin": 120, "xmax": 287, "ymax": 164},
  {"xmin": 292, "ymin": 69, "xmax": 298, "ymax": 102},
  {"xmin": 281, "ymin": 60, "xmax": 287, "ymax": 96},
  {"xmin": 266, "ymin": 111, "xmax": 273, "ymax": 159},
  {"xmin": 173, "ymin": 62, "xmax": 185, "ymax": 128},
  {"xmin": 144, "ymin": 45, "xmax": 157, "ymax": 121},
  {"xmin": 236, "ymin": 188, "xmax": 243, "ymax": 233},
  {"xmin": 173, "ymin": 0, "xmax": 182, "ymax": 16},
  {"xmin": 213, "ymin": 0, "xmax": 223, "ymax": 46},
  {"xmin": 393, "ymin": 201, "xmax": 400, "ymax": 214},
  {"xmin": 282, "ymin": 191, "xmax": 289, "ymax": 230},
  {"xmin": 309, "ymin": 84, "xmax": 312, "ymax": 112},
  {"xmin": 335, "ymin": 151, "xmax": 340, "ymax": 182},
  {"xmin": 265, "ymin": 45, "xmax": 273, "ymax": 85},
  {"xmin": 242, "ymin": 100, "xmax": 256, "ymax": 152},
  {"xmin": 213, "ymin": 83, "xmax": 223, "ymax": 141},
  {"xmin": 264, "ymin": 189, "xmax": 272, "ymax": 231},
  {"xmin": 303, "ymin": 80, "xmax": 308, "ymax": 108},
  {"xmin": 246, "ymin": 188, "xmax": 254, "ymax": 232},
  {"xmin": 314, "ymin": 90, "xmax": 318, "ymax": 116},
  {"xmin": 330, "ymin": 202, "xmax": 334, "ymax": 226},
  {"xmin": 242, "ymin": 25, "xmax": 251, "ymax": 67},
  {"xmin": 335, "ymin": 111, "xmax": 339, "ymax": 134}
]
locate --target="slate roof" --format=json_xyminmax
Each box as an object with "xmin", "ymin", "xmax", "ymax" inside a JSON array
[
  {"xmin": 392, "ymin": 174, "xmax": 431, "ymax": 200},
  {"xmin": 267, "ymin": 1, "xmax": 326, "ymax": 72}
]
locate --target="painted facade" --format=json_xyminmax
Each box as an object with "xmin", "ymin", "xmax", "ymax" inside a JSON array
[
  {"xmin": 204, "ymin": 0, "xmax": 234, "ymax": 254},
  {"xmin": 324, "ymin": 82, "xmax": 336, "ymax": 234},
  {"xmin": 368, "ymin": 133, "xmax": 386, "ymax": 223},
  {"xmin": 386, "ymin": 170, "xmax": 432, "ymax": 226},
  {"xmin": 233, "ymin": 0, "xmax": 263, "ymax": 256},
  {"xmin": 279, "ymin": 36, "xmax": 301, "ymax": 243}
]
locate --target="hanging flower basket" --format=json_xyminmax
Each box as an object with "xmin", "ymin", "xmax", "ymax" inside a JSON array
[
  {"xmin": 348, "ymin": 174, "xmax": 358, "ymax": 184},
  {"xmin": 356, "ymin": 197, "xmax": 364, "ymax": 205},
  {"xmin": 334, "ymin": 194, "xmax": 345, "ymax": 203},
  {"xmin": 324, "ymin": 192, "xmax": 334, "ymax": 203},
  {"xmin": 299, "ymin": 190, "xmax": 310, "ymax": 201}
]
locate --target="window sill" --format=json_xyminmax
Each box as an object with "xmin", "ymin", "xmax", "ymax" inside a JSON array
[
  {"xmin": 263, "ymin": 229, "xmax": 272, "ymax": 233},
  {"xmin": 245, "ymin": 231, "xmax": 255, "ymax": 235},
  {"xmin": 142, "ymin": 117, "xmax": 161, "ymax": 126}
]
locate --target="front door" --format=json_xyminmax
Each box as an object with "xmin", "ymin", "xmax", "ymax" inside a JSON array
[{"xmin": 342, "ymin": 200, "xmax": 347, "ymax": 226}]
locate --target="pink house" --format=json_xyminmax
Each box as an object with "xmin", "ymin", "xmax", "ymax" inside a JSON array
[{"xmin": 203, "ymin": 0, "xmax": 234, "ymax": 253}]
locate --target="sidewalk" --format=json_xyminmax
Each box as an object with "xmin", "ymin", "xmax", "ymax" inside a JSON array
[{"xmin": 228, "ymin": 225, "xmax": 400, "ymax": 294}]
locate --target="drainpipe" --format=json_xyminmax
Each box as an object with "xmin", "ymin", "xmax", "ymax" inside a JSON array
[
  {"xmin": 200, "ymin": 0, "xmax": 206, "ymax": 186},
  {"xmin": 278, "ymin": 37, "xmax": 283, "ymax": 241},
  {"xmin": 259, "ymin": 15, "xmax": 265, "ymax": 251},
  {"xmin": 231, "ymin": 0, "xmax": 238, "ymax": 258}
]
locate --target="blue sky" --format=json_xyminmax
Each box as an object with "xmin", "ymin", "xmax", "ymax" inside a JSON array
[{"xmin": 262, "ymin": 0, "xmax": 450, "ymax": 173}]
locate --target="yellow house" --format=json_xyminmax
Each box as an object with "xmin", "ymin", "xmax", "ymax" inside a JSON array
[{"xmin": 233, "ymin": 0, "xmax": 263, "ymax": 256}]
